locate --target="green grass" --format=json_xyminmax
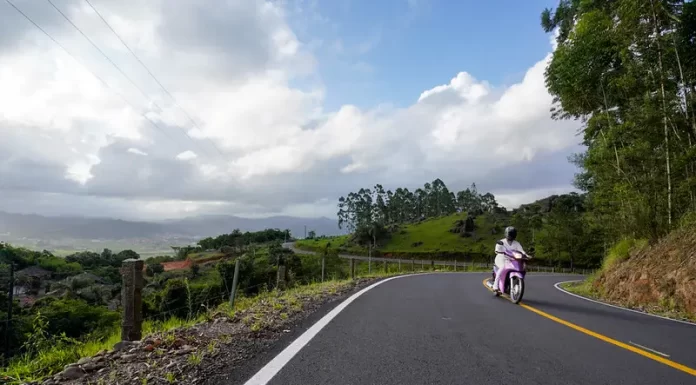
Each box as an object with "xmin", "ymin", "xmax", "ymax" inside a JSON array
[
  {"xmin": 295, "ymin": 235, "xmax": 365, "ymax": 254},
  {"xmin": 602, "ymin": 238, "xmax": 647, "ymax": 271},
  {"xmin": 382, "ymin": 213, "xmax": 501, "ymax": 255}
]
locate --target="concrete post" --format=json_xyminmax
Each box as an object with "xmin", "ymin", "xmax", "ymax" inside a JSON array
[
  {"xmin": 350, "ymin": 258, "xmax": 355, "ymax": 280},
  {"xmin": 383, "ymin": 260, "xmax": 387, "ymax": 273},
  {"xmin": 120, "ymin": 259, "xmax": 144, "ymax": 342},
  {"xmin": 398, "ymin": 259, "xmax": 401, "ymax": 272},
  {"xmin": 277, "ymin": 265, "xmax": 287, "ymax": 290},
  {"xmin": 229, "ymin": 258, "xmax": 241, "ymax": 306},
  {"xmin": 321, "ymin": 253, "xmax": 326, "ymax": 282}
]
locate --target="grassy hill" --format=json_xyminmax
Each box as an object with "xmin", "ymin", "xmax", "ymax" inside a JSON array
[{"xmin": 297, "ymin": 212, "xmax": 509, "ymax": 261}]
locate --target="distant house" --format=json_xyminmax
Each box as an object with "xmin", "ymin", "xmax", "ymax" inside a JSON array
[{"xmin": 14, "ymin": 266, "xmax": 52, "ymax": 296}]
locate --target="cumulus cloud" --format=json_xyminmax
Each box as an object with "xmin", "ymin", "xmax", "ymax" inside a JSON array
[{"xmin": 0, "ymin": 0, "xmax": 580, "ymax": 220}]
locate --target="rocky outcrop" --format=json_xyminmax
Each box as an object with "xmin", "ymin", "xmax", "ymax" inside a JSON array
[{"xmin": 593, "ymin": 229, "xmax": 696, "ymax": 319}]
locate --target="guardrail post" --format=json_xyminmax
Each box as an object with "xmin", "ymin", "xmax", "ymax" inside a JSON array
[
  {"xmin": 229, "ymin": 258, "xmax": 241, "ymax": 307},
  {"xmin": 398, "ymin": 259, "xmax": 401, "ymax": 272},
  {"xmin": 454, "ymin": 260, "xmax": 457, "ymax": 271},
  {"xmin": 383, "ymin": 260, "xmax": 387, "ymax": 273},
  {"xmin": 120, "ymin": 259, "xmax": 144, "ymax": 342},
  {"xmin": 350, "ymin": 258, "xmax": 355, "ymax": 280},
  {"xmin": 321, "ymin": 252, "xmax": 326, "ymax": 282},
  {"xmin": 431, "ymin": 260, "xmax": 434, "ymax": 270}
]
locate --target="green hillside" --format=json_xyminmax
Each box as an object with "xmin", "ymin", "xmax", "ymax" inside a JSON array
[
  {"xmin": 382, "ymin": 213, "xmax": 504, "ymax": 255},
  {"xmin": 297, "ymin": 212, "xmax": 509, "ymax": 261}
]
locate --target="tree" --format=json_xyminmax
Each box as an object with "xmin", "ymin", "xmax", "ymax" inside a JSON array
[
  {"xmin": 307, "ymin": 230, "xmax": 316, "ymax": 239},
  {"xmin": 542, "ymin": 0, "xmax": 696, "ymax": 241}
]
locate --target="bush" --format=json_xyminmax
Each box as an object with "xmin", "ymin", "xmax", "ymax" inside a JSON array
[
  {"xmin": 602, "ymin": 238, "xmax": 648, "ymax": 271},
  {"xmin": 146, "ymin": 263, "xmax": 165, "ymax": 277},
  {"xmin": 159, "ymin": 278, "xmax": 190, "ymax": 320},
  {"xmin": 31, "ymin": 297, "xmax": 119, "ymax": 339}
]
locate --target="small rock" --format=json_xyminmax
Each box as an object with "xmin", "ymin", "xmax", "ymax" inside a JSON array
[
  {"xmin": 77, "ymin": 357, "xmax": 92, "ymax": 365},
  {"xmin": 98, "ymin": 367, "xmax": 108, "ymax": 374},
  {"xmin": 120, "ymin": 353, "xmax": 137, "ymax": 361},
  {"xmin": 60, "ymin": 366, "xmax": 85, "ymax": 380},
  {"xmin": 113, "ymin": 341, "xmax": 136, "ymax": 351},
  {"xmin": 283, "ymin": 329, "xmax": 291, "ymax": 333},
  {"xmin": 82, "ymin": 362, "xmax": 105, "ymax": 372},
  {"xmin": 96, "ymin": 349, "xmax": 107, "ymax": 356},
  {"xmin": 143, "ymin": 344, "xmax": 155, "ymax": 352}
]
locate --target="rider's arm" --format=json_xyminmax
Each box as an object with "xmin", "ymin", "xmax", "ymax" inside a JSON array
[
  {"xmin": 514, "ymin": 241, "xmax": 526, "ymax": 254},
  {"xmin": 494, "ymin": 242, "xmax": 505, "ymax": 254}
]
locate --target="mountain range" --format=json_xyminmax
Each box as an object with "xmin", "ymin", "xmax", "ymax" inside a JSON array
[{"xmin": 0, "ymin": 211, "xmax": 342, "ymax": 241}]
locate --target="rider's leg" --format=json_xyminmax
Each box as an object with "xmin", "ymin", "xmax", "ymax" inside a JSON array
[{"xmin": 492, "ymin": 255, "xmax": 506, "ymax": 292}]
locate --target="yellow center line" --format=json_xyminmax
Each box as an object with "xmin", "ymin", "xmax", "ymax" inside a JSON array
[{"xmin": 481, "ymin": 279, "xmax": 696, "ymax": 377}]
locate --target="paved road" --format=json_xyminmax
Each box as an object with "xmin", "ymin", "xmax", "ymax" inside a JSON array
[{"xmin": 246, "ymin": 273, "xmax": 696, "ymax": 385}]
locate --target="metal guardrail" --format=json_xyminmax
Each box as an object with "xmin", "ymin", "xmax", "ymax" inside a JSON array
[{"xmin": 283, "ymin": 243, "xmax": 595, "ymax": 276}]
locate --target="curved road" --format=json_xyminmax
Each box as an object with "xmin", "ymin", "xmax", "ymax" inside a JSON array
[{"xmin": 242, "ymin": 273, "xmax": 696, "ymax": 385}]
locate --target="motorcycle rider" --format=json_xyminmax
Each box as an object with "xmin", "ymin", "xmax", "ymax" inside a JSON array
[{"xmin": 493, "ymin": 226, "xmax": 525, "ymax": 294}]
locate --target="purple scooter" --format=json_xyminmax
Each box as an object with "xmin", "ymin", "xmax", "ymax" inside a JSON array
[{"xmin": 485, "ymin": 240, "xmax": 532, "ymax": 304}]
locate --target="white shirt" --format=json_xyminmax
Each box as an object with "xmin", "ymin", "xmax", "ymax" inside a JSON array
[{"xmin": 495, "ymin": 238, "xmax": 525, "ymax": 255}]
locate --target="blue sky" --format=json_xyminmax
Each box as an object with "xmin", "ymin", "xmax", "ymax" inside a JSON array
[{"xmin": 290, "ymin": 0, "xmax": 559, "ymax": 110}]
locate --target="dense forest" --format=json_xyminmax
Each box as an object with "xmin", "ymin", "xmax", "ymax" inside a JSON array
[
  {"xmin": 337, "ymin": 179, "xmax": 502, "ymax": 234},
  {"xmin": 542, "ymin": 0, "xmax": 696, "ymax": 240}
]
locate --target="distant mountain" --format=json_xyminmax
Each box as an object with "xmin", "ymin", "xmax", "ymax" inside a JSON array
[{"xmin": 0, "ymin": 211, "xmax": 342, "ymax": 240}]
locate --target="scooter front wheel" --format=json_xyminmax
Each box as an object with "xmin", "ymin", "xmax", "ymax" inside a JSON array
[{"xmin": 509, "ymin": 276, "xmax": 524, "ymax": 304}]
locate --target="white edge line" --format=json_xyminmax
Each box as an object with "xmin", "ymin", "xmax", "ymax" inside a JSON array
[
  {"xmin": 554, "ymin": 280, "xmax": 696, "ymax": 327},
  {"xmin": 243, "ymin": 273, "xmax": 432, "ymax": 385},
  {"xmin": 628, "ymin": 341, "xmax": 671, "ymax": 358}
]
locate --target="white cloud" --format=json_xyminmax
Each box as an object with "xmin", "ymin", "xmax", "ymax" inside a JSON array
[
  {"xmin": 127, "ymin": 148, "xmax": 148, "ymax": 156},
  {"xmin": 0, "ymin": 0, "xmax": 581, "ymax": 220},
  {"xmin": 176, "ymin": 150, "xmax": 197, "ymax": 161}
]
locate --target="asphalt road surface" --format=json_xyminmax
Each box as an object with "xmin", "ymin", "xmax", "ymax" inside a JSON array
[{"xmin": 242, "ymin": 273, "xmax": 696, "ymax": 385}]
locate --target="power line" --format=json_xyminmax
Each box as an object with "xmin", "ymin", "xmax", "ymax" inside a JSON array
[
  {"xmin": 45, "ymin": 0, "xmax": 217, "ymax": 160},
  {"xmin": 83, "ymin": 0, "xmax": 225, "ymax": 158},
  {"xmin": 3, "ymin": 0, "xmax": 183, "ymax": 151}
]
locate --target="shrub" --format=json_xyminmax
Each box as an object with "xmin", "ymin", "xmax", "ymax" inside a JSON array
[
  {"xmin": 602, "ymin": 238, "xmax": 648, "ymax": 271},
  {"xmin": 31, "ymin": 297, "xmax": 119, "ymax": 339}
]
